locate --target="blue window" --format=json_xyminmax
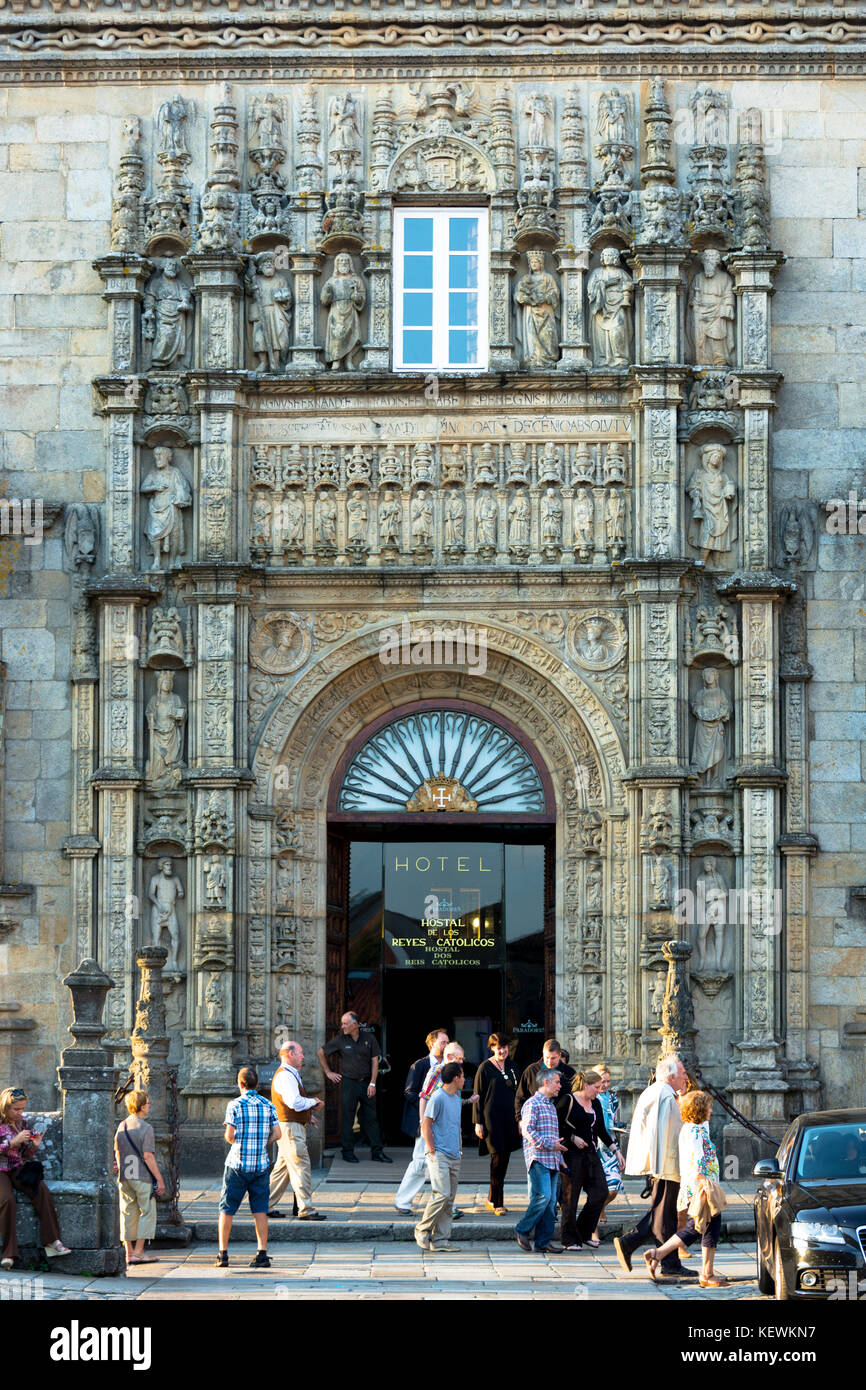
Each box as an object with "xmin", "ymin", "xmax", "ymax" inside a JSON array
[{"xmin": 394, "ymin": 209, "xmax": 489, "ymax": 371}]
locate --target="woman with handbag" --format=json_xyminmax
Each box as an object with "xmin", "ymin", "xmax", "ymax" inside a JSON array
[
  {"xmin": 114, "ymin": 1089, "xmax": 165, "ymax": 1267},
  {"xmin": 0, "ymin": 1085, "xmax": 70, "ymax": 1269},
  {"xmin": 644, "ymin": 1090, "xmax": 728, "ymax": 1288},
  {"xmin": 560, "ymin": 1070, "xmax": 625, "ymax": 1251},
  {"xmin": 472, "ymin": 1034, "xmax": 521, "ymax": 1215}
]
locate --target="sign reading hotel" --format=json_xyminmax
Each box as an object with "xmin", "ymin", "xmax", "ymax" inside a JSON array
[{"xmin": 384, "ymin": 842, "xmax": 504, "ymax": 969}]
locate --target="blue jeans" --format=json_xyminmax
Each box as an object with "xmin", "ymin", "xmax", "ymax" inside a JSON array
[{"xmin": 515, "ymin": 1162, "xmax": 559, "ymax": 1248}]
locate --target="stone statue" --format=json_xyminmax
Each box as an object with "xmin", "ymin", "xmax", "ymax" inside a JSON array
[
  {"xmin": 251, "ymin": 92, "xmax": 284, "ymax": 150},
  {"xmin": 411, "ymin": 489, "xmax": 434, "ymax": 547},
  {"xmin": 147, "ymin": 605, "xmax": 185, "ymax": 667},
  {"xmin": 280, "ymin": 493, "xmax": 305, "ymax": 550},
  {"xmin": 475, "ymin": 490, "xmax": 498, "ymax": 550},
  {"xmin": 603, "ymin": 442, "xmax": 627, "ymax": 485},
  {"xmin": 695, "ymin": 856, "xmax": 729, "ymax": 971},
  {"xmin": 204, "ymin": 972, "xmax": 224, "ymax": 1025},
  {"xmin": 64, "ymin": 503, "xmax": 99, "ymax": 572},
  {"xmin": 586, "ymin": 863, "xmax": 603, "ymax": 914},
  {"xmin": 140, "ymin": 446, "xmax": 191, "ymax": 570},
  {"xmin": 687, "ymin": 443, "xmax": 737, "ymax": 561},
  {"xmin": 690, "ymin": 667, "xmax": 732, "ymax": 786},
  {"xmin": 143, "ymin": 259, "xmax": 192, "ymax": 369},
  {"xmin": 540, "ymin": 488, "xmax": 563, "ymax": 549},
  {"xmin": 247, "ymin": 251, "xmax": 293, "ymax": 374},
  {"xmin": 508, "ymin": 490, "xmax": 530, "ymax": 548},
  {"xmin": 650, "ymin": 854, "xmax": 672, "ymax": 910},
  {"xmin": 145, "ymin": 671, "xmax": 186, "ymax": 788},
  {"xmin": 379, "ymin": 490, "xmax": 402, "ymax": 547},
  {"xmin": 148, "ymin": 859, "xmax": 184, "ymax": 970},
  {"xmin": 579, "ymin": 618, "xmax": 614, "ymax": 665},
  {"xmin": 605, "ymin": 489, "xmax": 627, "ymax": 555},
  {"xmin": 515, "ymin": 249, "xmax": 560, "ymax": 368},
  {"xmin": 587, "ymin": 248, "xmax": 633, "ymax": 367},
  {"xmin": 330, "ymin": 92, "xmax": 361, "ymax": 151},
  {"xmin": 595, "ymin": 88, "xmax": 630, "ymax": 144},
  {"xmin": 321, "ymin": 252, "xmax": 366, "ymax": 370},
  {"xmin": 586, "ymin": 975, "xmax": 603, "ymax": 1026},
  {"xmin": 203, "ymin": 856, "xmax": 227, "ymax": 908},
  {"xmin": 157, "ymin": 95, "xmax": 192, "ymax": 161},
  {"xmin": 687, "ymin": 248, "xmax": 735, "ymax": 366},
  {"xmin": 314, "ymin": 490, "xmax": 337, "ymax": 548},
  {"xmin": 346, "ymin": 491, "xmax": 369, "ymax": 543},
  {"xmin": 525, "ymin": 93, "xmax": 551, "ymax": 148},
  {"xmin": 250, "ymin": 495, "xmax": 273, "ymax": 550},
  {"xmin": 444, "ymin": 490, "xmax": 465, "ymax": 547},
  {"xmin": 573, "ymin": 487, "xmax": 594, "ymax": 558}
]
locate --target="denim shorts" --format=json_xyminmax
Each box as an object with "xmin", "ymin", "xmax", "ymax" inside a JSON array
[{"xmin": 219, "ymin": 1165, "xmax": 271, "ymax": 1216}]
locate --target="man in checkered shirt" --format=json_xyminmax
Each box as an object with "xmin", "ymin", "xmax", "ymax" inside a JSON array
[{"xmin": 216, "ymin": 1066, "xmax": 281, "ymax": 1268}]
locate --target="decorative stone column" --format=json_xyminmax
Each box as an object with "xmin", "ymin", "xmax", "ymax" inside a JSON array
[
  {"xmin": 659, "ymin": 939, "xmax": 698, "ymax": 1077},
  {"xmin": 130, "ymin": 945, "xmax": 182, "ymax": 1232},
  {"xmin": 94, "ymin": 256, "xmax": 151, "ymax": 377},
  {"xmin": 56, "ymin": 958, "xmax": 121, "ymax": 1273},
  {"xmin": 361, "ymin": 195, "xmax": 393, "ymax": 371}
]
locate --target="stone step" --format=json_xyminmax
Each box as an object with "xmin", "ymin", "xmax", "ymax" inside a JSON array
[{"xmin": 179, "ymin": 1214, "xmax": 756, "ymax": 1244}]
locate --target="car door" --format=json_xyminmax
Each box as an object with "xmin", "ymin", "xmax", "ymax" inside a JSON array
[{"xmin": 759, "ymin": 1124, "xmax": 797, "ymax": 1265}]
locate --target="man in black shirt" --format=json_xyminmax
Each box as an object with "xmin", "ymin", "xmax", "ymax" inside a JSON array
[
  {"xmin": 318, "ymin": 1011, "xmax": 393, "ymax": 1164},
  {"xmin": 515, "ymin": 1039, "xmax": 575, "ymax": 1126}
]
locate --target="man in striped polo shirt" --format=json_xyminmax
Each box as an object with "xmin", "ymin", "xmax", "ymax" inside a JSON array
[{"xmin": 217, "ymin": 1066, "xmax": 281, "ymax": 1269}]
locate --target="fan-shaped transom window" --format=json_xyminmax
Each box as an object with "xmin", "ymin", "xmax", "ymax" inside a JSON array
[{"xmin": 337, "ymin": 708, "xmax": 547, "ymax": 814}]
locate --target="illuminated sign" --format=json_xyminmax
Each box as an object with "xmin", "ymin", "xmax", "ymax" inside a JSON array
[{"xmin": 384, "ymin": 841, "xmax": 503, "ymax": 969}]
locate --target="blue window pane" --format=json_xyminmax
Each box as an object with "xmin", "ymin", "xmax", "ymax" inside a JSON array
[
  {"xmin": 403, "ymin": 329, "xmax": 433, "ymax": 364},
  {"xmin": 449, "ymin": 291, "xmax": 478, "ymax": 328},
  {"xmin": 449, "ymin": 329, "xmax": 478, "ymax": 365},
  {"xmin": 404, "ymin": 256, "xmax": 433, "ymax": 289},
  {"xmin": 403, "ymin": 292, "xmax": 433, "ymax": 327},
  {"xmin": 403, "ymin": 218, "xmax": 434, "ymax": 252},
  {"xmin": 449, "ymin": 217, "xmax": 478, "ymax": 252},
  {"xmin": 449, "ymin": 254, "xmax": 478, "ymax": 290}
]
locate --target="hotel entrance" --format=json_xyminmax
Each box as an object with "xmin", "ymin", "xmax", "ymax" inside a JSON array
[{"xmin": 326, "ymin": 702, "xmax": 556, "ymax": 1145}]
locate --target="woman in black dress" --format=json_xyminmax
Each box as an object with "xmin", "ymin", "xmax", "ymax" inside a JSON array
[
  {"xmin": 560, "ymin": 1070, "xmax": 625, "ymax": 1250},
  {"xmin": 472, "ymin": 1033, "xmax": 522, "ymax": 1215}
]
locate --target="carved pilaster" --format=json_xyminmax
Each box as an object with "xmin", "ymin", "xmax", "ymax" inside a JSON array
[
  {"xmin": 94, "ymin": 256, "xmax": 151, "ymax": 377},
  {"xmin": 361, "ymin": 194, "xmax": 392, "ymax": 371},
  {"xmin": 635, "ymin": 373, "xmax": 687, "ymax": 561},
  {"xmin": 289, "ymin": 253, "xmax": 324, "ymax": 371},
  {"xmin": 489, "ymin": 243, "xmax": 518, "ymax": 371},
  {"xmin": 191, "ymin": 382, "xmax": 244, "ymax": 564}
]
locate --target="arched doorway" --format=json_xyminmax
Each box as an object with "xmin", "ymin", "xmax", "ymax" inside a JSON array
[{"xmin": 326, "ymin": 700, "xmax": 556, "ymax": 1141}]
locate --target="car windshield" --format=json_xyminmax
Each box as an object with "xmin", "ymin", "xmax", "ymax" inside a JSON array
[{"xmin": 795, "ymin": 1123, "xmax": 866, "ymax": 1182}]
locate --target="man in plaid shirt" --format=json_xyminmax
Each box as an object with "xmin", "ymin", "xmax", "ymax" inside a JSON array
[
  {"xmin": 515, "ymin": 1067, "xmax": 567, "ymax": 1253},
  {"xmin": 216, "ymin": 1067, "xmax": 281, "ymax": 1268}
]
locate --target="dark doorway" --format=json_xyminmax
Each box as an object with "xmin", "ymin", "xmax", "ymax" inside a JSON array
[{"xmin": 380, "ymin": 966, "xmax": 503, "ymax": 1145}]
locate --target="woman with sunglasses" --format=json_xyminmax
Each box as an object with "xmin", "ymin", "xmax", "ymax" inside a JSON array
[{"xmin": 0, "ymin": 1086, "xmax": 70, "ymax": 1269}]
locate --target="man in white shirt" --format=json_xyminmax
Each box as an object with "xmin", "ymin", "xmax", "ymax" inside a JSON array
[{"xmin": 268, "ymin": 1041, "xmax": 327, "ymax": 1220}]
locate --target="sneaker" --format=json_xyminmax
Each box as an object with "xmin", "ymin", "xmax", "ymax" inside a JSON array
[
  {"xmin": 431, "ymin": 1242, "xmax": 461, "ymax": 1252},
  {"xmin": 44, "ymin": 1241, "xmax": 71, "ymax": 1258},
  {"xmin": 452, "ymin": 1208, "xmax": 464, "ymax": 1220},
  {"xmin": 214, "ymin": 1251, "xmax": 229, "ymax": 1268},
  {"xmin": 1, "ymin": 1257, "xmax": 14, "ymax": 1270},
  {"xmin": 249, "ymin": 1250, "xmax": 271, "ymax": 1268}
]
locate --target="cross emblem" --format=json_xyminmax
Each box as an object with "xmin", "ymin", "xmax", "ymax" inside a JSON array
[{"xmin": 432, "ymin": 786, "xmax": 451, "ymax": 810}]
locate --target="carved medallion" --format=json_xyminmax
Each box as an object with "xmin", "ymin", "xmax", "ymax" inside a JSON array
[
  {"xmin": 567, "ymin": 610, "xmax": 626, "ymax": 672},
  {"xmin": 406, "ymin": 774, "xmax": 478, "ymax": 813},
  {"xmin": 250, "ymin": 611, "xmax": 312, "ymax": 675}
]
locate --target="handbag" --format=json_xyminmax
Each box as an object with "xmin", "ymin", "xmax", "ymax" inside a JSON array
[
  {"xmin": 15, "ymin": 1160, "xmax": 45, "ymax": 1194},
  {"xmin": 119, "ymin": 1122, "xmax": 158, "ymax": 1195}
]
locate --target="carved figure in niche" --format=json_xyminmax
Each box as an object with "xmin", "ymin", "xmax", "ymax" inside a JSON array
[
  {"xmin": 251, "ymin": 92, "xmax": 284, "ymax": 150},
  {"xmin": 444, "ymin": 489, "xmax": 465, "ymax": 547},
  {"xmin": 540, "ymin": 489, "xmax": 563, "ymax": 549},
  {"xmin": 587, "ymin": 248, "xmax": 633, "ymax": 368},
  {"xmin": 280, "ymin": 493, "xmax": 305, "ymax": 549},
  {"xmin": 314, "ymin": 491, "xmax": 337, "ymax": 548},
  {"xmin": 157, "ymin": 95, "xmax": 192, "ymax": 160},
  {"xmin": 525, "ymin": 93, "xmax": 551, "ymax": 148},
  {"xmin": 778, "ymin": 504, "xmax": 814, "ymax": 570},
  {"xmin": 647, "ymin": 789, "xmax": 673, "ymax": 844},
  {"xmin": 605, "ymin": 489, "xmax": 626, "ymax": 555},
  {"xmin": 204, "ymin": 972, "xmax": 224, "ymax": 1026},
  {"xmin": 250, "ymin": 496, "xmax": 273, "ymax": 550},
  {"xmin": 586, "ymin": 975, "xmax": 603, "ymax": 1026},
  {"xmin": 475, "ymin": 490, "xmax": 498, "ymax": 549},
  {"xmin": 322, "ymin": 252, "xmax": 366, "ymax": 370},
  {"xmin": 64, "ymin": 503, "xmax": 99, "ymax": 572},
  {"xmin": 379, "ymin": 490, "xmax": 402, "ymax": 547},
  {"xmin": 695, "ymin": 856, "xmax": 729, "ymax": 971},
  {"xmin": 687, "ymin": 443, "xmax": 736, "ymax": 561},
  {"xmin": 573, "ymin": 487, "xmax": 595, "ymax": 558},
  {"xmin": 508, "ymin": 490, "xmax": 530, "ymax": 548},
  {"xmin": 330, "ymin": 92, "xmax": 361, "ymax": 151},
  {"xmin": 690, "ymin": 667, "xmax": 732, "ymax": 786},
  {"xmin": 148, "ymin": 858, "xmax": 184, "ymax": 970},
  {"xmin": 687, "ymin": 248, "xmax": 735, "ymax": 367},
  {"xmin": 586, "ymin": 863, "xmax": 603, "ymax": 914},
  {"xmin": 147, "ymin": 380, "xmax": 187, "ymax": 419},
  {"xmin": 650, "ymin": 970, "xmax": 666, "ymax": 1021},
  {"xmin": 247, "ymin": 251, "xmax": 293, "ymax": 374},
  {"xmin": 649, "ymin": 854, "xmax": 672, "ymax": 910},
  {"xmin": 411, "ymin": 489, "xmax": 434, "ymax": 547},
  {"xmin": 203, "ymin": 856, "xmax": 227, "ymax": 908},
  {"xmin": 141, "ymin": 446, "xmax": 191, "ymax": 571},
  {"xmin": 595, "ymin": 89, "xmax": 630, "ymax": 144},
  {"xmin": 515, "ymin": 249, "xmax": 560, "ymax": 368},
  {"xmin": 347, "ymin": 491, "xmax": 369, "ymax": 543},
  {"xmin": 275, "ymin": 859, "xmax": 293, "ymax": 911},
  {"xmin": 143, "ymin": 260, "xmax": 192, "ymax": 369},
  {"xmin": 275, "ymin": 975, "xmax": 292, "ymax": 1024},
  {"xmin": 580, "ymin": 618, "xmax": 614, "ymax": 665},
  {"xmin": 145, "ymin": 671, "xmax": 186, "ymax": 788}
]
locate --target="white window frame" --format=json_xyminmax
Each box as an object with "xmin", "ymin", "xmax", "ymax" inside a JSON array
[{"xmin": 393, "ymin": 207, "xmax": 489, "ymax": 373}]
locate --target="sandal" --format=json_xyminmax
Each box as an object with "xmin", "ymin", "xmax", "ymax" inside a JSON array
[
  {"xmin": 644, "ymin": 1250, "xmax": 660, "ymax": 1282},
  {"xmin": 699, "ymin": 1274, "xmax": 729, "ymax": 1287},
  {"xmin": 563, "ymin": 1244, "xmax": 583, "ymax": 1251},
  {"xmin": 585, "ymin": 1238, "xmax": 601, "ymax": 1249}
]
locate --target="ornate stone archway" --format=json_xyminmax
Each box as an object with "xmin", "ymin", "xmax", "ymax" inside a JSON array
[{"xmin": 245, "ymin": 625, "xmax": 631, "ymax": 1077}]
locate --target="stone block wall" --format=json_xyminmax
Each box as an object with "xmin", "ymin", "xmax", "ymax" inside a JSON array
[{"xmin": 1, "ymin": 77, "xmax": 866, "ymax": 1109}]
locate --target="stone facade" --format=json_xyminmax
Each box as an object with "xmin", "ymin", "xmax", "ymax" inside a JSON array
[{"xmin": 2, "ymin": 7, "xmax": 866, "ymax": 1162}]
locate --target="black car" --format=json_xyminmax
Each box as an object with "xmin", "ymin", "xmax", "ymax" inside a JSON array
[{"xmin": 754, "ymin": 1108, "xmax": 866, "ymax": 1300}]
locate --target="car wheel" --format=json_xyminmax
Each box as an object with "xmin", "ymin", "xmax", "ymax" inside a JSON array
[
  {"xmin": 756, "ymin": 1234, "xmax": 774, "ymax": 1295},
  {"xmin": 773, "ymin": 1239, "xmax": 791, "ymax": 1301}
]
